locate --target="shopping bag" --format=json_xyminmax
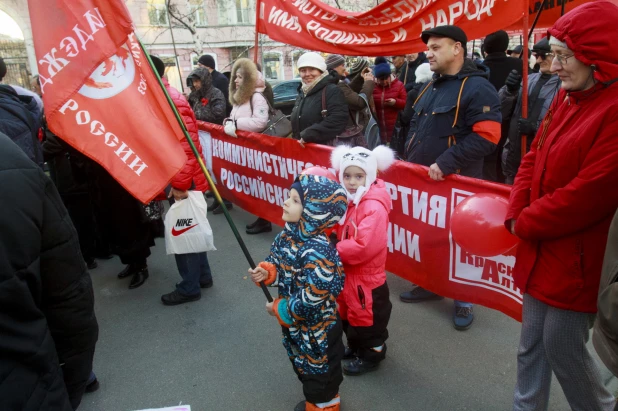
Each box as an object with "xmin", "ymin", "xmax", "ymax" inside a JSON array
[{"xmin": 165, "ymin": 191, "xmax": 216, "ymax": 255}]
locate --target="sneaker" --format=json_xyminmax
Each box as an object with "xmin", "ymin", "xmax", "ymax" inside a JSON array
[
  {"xmin": 128, "ymin": 267, "xmax": 149, "ymax": 289},
  {"xmin": 342, "ymin": 357, "xmax": 380, "ymax": 376},
  {"xmin": 399, "ymin": 286, "xmax": 444, "ymax": 303},
  {"xmin": 161, "ymin": 290, "xmax": 201, "ymax": 306},
  {"xmin": 200, "ymin": 280, "xmax": 214, "ymax": 289},
  {"xmin": 453, "ymin": 306, "xmax": 474, "ymax": 331}
]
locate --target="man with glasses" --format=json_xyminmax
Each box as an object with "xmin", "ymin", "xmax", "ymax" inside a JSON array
[{"xmin": 501, "ymin": 37, "xmax": 561, "ymax": 185}]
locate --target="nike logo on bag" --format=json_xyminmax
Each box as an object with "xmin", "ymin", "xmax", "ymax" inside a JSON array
[{"xmin": 171, "ymin": 224, "xmax": 199, "ymax": 236}]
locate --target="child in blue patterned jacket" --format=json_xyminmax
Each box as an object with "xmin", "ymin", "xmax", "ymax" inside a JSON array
[{"xmin": 249, "ymin": 173, "xmax": 348, "ymax": 411}]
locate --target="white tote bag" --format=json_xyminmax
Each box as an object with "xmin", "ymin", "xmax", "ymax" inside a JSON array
[{"xmin": 165, "ymin": 191, "xmax": 216, "ymax": 255}]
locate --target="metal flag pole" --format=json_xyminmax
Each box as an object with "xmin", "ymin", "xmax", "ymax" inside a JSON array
[{"xmin": 138, "ymin": 38, "xmax": 273, "ymax": 302}]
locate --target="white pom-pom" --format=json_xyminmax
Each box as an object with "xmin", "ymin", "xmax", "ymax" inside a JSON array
[
  {"xmin": 330, "ymin": 145, "xmax": 351, "ymax": 171},
  {"xmin": 372, "ymin": 145, "xmax": 395, "ymax": 172}
]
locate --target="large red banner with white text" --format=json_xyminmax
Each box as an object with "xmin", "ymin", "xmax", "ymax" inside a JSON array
[
  {"xmin": 257, "ymin": 0, "xmax": 526, "ymax": 55},
  {"xmin": 29, "ymin": 0, "xmax": 187, "ymax": 203},
  {"xmin": 199, "ymin": 123, "xmax": 523, "ymax": 321}
]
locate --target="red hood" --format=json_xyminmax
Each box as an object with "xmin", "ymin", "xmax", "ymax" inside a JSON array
[{"xmin": 548, "ymin": 0, "xmax": 618, "ymax": 83}]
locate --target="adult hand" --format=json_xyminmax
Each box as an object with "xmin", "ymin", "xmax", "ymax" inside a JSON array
[
  {"xmin": 362, "ymin": 71, "xmax": 373, "ymax": 82},
  {"xmin": 169, "ymin": 188, "xmax": 189, "ymax": 201},
  {"xmin": 248, "ymin": 266, "xmax": 268, "ymax": 283},
  {"xmin": 223, "ymin": 120, "xmax": 238, "ymax": 138},
  {"xmin": 265, "ymin": 301, "xmax": 275, "ymax": 316},
  {"xmin": 505, "ymin": 70, "xmax": 522, "ymax": 93},
  {"xmin": 428, "ymin": 163, "xmax": 445, "ymax": 181},
  {"xmin": 517, "ymin": 118, "xmax": 536, "ymax": 136},
  {"xmin": 385, "ymin": 98, "xmax": 396, "ymax": 106}
]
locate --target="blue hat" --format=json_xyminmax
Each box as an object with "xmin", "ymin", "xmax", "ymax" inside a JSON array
[{"xmin": 373, "ymin": 63, "xmax": 391, "ymax": 79}]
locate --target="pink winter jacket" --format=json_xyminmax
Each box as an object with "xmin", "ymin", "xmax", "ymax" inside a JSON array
[
  {"xmin": 336, "ymin": 180, "xmax": 391, "ymax": 325},
  {"xmin": 229, "ymin": 73, "xmax": 270, "ymax": 133}
]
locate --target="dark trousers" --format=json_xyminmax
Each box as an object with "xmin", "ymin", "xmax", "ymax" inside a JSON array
[
  {"xmin": 62, "ymin": 192, "xmax": 96, "ymax": 262},
  {"xmin": 342, "ymin": 282, "xmax": 392, "ymax": 364},
  {"xmin": 286, "ymin": 321, "xmax": 344, "ymax": 405},
  {"xmin": 174, "ymin": 252, "xmax": 212, "ymax": 296}
]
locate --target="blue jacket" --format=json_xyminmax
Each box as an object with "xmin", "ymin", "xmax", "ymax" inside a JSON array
[
  {"xmin": 404, "ymin": 60, "xmax": 501, "ymax": 178},
  {"xmin": 265, "ymin": 174, "xmax": 348, "ymax": 375}
]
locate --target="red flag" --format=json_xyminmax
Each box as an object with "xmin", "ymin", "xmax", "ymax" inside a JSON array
[
  {"xmin": 256, "ymin": 0, "xmax": 524, "ymax": 55},
  {"xmin": 28, "ymin": 0, "xmax": 187, "ymax": 203}
]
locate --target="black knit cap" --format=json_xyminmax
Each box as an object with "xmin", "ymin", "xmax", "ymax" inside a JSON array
[
  {"xmin": 198, "ymin": 54, "xmax": 216, "ymax": 69},
  {"xmin": 421, "ymin": 25, "xmax": 467, "ymax": 48},
  {"xmin": 149, "ymin": 55, "xmax": 165, "ymax": 77}
]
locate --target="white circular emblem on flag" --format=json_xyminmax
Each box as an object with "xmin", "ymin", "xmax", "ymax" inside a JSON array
[{"xmin": 78, "ymin": 44, "xmax": 135, "ymax": 100}]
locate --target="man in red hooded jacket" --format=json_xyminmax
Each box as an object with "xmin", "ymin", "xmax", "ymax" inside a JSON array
[
  {"xmin": 506, "ymin": 3, "xmax": 618, "ymax": 409},
  {"xmin": 150, "ymin": 56, "xmax": 214, "ymax": 306}
]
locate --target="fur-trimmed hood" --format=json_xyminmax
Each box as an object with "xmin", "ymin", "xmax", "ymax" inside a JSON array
[{"xmin": 229, "ymin": 58, "xmax": 265, "ymax": 106}]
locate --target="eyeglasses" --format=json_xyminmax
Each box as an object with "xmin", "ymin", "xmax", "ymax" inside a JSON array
[{"xmin": 548, "ymin": 53, "xmax": 575, "ymax": 65}]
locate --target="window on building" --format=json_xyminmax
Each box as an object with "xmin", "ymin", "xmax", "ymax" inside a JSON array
[
  {"xmin": 217, "ymin": 0, "xmax": 254, "ymax": 25},
  {"xmin": 229, "ymin": 47, "xmax": 249, "ymax": 62},
  {"xmin": 148, "ymin": 0, "xmax": 168, "ymax": 26},
  {"xmin": 291, "ymin": 51, "xmax": 303, "ymax": 78},
  {"xmin": 189, "ymin": 0, "xmax": 207, "ymax": 26},
  {"xmin": 263, "ymin": 52, "xmax": 283, "ymax": 81}
]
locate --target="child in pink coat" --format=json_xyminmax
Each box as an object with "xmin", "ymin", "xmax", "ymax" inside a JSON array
[{"xmin": 330, "ymin": 145, "xmax": 395, "ymax": 376}]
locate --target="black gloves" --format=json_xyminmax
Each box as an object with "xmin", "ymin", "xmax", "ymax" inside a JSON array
[
  {"xmin": 505, "ymin": 70, "xmax": 522, "ymax": 93},
  {"xmin": 517, "ymin": 118, "xmax": 537, "ymax": 136}
]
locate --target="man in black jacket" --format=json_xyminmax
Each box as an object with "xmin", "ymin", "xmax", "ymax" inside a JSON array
[
  {"xmin": 398, "ymin": 53, "xmax": 429, "ymax": 92},
  {"xmin": 198, "ymin": 54, "xmax": 232, "ymax": 116},
  {"xmin": 0, "ymin": 132, "xmax": 98, "ymax": 411},
  {"xmin": 402, "ymin": 25, "xmax": 501, "ymax": 331}
]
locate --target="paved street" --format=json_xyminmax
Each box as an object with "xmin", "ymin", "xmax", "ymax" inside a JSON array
[{"xmin": 79, "ymin": 204, "xmax": 609, "ymax": 411}]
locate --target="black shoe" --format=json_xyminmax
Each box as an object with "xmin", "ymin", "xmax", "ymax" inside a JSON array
[
  {"xmin": 200, "ymin": 280, "xmax": 213, "ymax": 289},
  {"xmin": 294, "ymin": 400, "xmax": 306, "ymax": 411},
  {"xmin": 343, "ymin": 357, "xmax": 380, "ymax": 376},
  {"xmin": 246, "ymin": 220, "xmax": 272, "ymax": 235},
  {"xmin": 246, "ymin": 217, "xmax": 262, "ymax": 230},
  {"xmin": 85, "ymin": 378, "xmax": 100, "ymax": 393},
  {"xmin": 207, "ymin": 201, "xmax": 219, "ymax": 212},
  {"xmin": 117, "ymin": 264, "xmax": 135, "ymax": 279},
  {"xmin": 128, "ymin": 268, "xmax": 149, "ymax": 289},
  {"xmin": 212, "ymin": 202, "xmax": 233, "ymax": 215},
  {"xmin": 86, "ymin": 259, "xmax": 98, "ymax": 270},
  {"xmin": 161, "ymin": 290, "xmax": 201, "ymax": 306},
  {"xmin": 343, "ymin": 346, "xmax": 356, "ymax": 360}
]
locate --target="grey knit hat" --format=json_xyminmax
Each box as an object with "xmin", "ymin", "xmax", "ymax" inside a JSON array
[
  {"xmin": 347, "ymin": 58, "xmax": 369, "ymax": 78},
  {"xmin": 325, "ymin": 54, "xmax": 345, "ymax": 71}
]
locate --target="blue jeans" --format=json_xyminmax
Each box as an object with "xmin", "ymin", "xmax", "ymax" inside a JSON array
[{"xmin": 174, "ymin": 252, "xmax": 212, "ymax": 296}]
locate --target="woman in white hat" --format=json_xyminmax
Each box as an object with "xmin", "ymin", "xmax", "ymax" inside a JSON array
[{"xmin": 290, "ymin": 52, "xmax": 348, "ymax": 146}]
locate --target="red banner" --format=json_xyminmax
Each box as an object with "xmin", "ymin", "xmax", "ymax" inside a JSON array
[
  {"xmin": 200, "ymin": 123, "xmax": 523, "ymax": 321},
  {"xmin": 29, "ymin": 0, "xmax": 187, "ymax": 203},
  {"xmin": 256, "ymin": 0, "xmax": 526, "ymax": 55},
  {"xmin": 507, "ymin": 0, "xmax": 618, "ymax": 31}
]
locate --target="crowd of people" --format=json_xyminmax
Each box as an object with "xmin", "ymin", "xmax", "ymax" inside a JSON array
[{"xmin": 1, "ymin": 1, "xmax": 618, "ymax": 410}]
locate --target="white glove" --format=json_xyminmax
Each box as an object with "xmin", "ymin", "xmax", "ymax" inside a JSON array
[{"xmin": 224, "ymin": 120, "xmax": 238, "ymax": 138}]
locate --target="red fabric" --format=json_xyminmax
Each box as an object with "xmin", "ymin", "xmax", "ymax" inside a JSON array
[
  {"xmin": 506, "ymin": 84, "xmax": 618, "ymax": 313},
  {"xmin": 472, "ymin": 120, "xmax": 501, "ymax": 145},
  {"xmin": 201, "ymin": 123, "xmax": 522, "ymax": 321},
  {"xmin": 373, "ymin": 79, "xmax": 406, "ymax": 143},
  {"xmin": 255, "ymin": 0, "xmax": 524, "ymax": 55},
  {"xmin": 548, "ymin": 1, "xmax": 618, "ymax": 84},
  {"xmin": 29, "ymin": 0, "xmax": 188, "ymax": 203},
  {"xmin": 336, "ymin": 181, "xmax": 391, "ymax": 326},
  {"xmin": 164, "ymin": 79, "xmax": 208, "ymax": 192}
]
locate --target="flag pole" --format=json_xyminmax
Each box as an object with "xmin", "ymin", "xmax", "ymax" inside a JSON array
[
  {"xmin": 138, "ymin": 38, "xmax": 273, "ymax": 303},
  {"xmin": 254, "ymin": 0, "xmax": 261, "ymax": 64},
  {"xmin": 520, "ymin": 0, "xmax": 530, "ymax": 161}
]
